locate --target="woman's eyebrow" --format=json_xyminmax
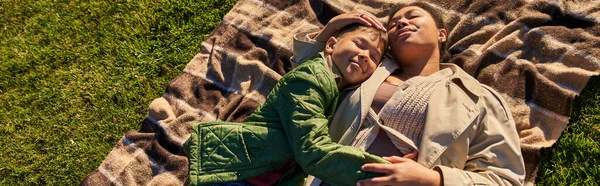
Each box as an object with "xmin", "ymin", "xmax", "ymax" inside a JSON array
[
  {"xmin": 389, "ymin": 16, "xmax": 401, "ymax": 23},
  {"xmin": 406, "ymin": 9, "xmax": 421, "ymax": 15},
  {"xmin": 389, "ymin": 9, "xmax": 422, "ymax": 22}
]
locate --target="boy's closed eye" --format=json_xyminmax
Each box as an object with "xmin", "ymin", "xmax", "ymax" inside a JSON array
[
  {"xmin": 352, "ymin": 39, "xmax": 364, "ymax": 48},
  {"xmin": 353, "ymin": 38, "xmax": 379, "ymax": 62}
]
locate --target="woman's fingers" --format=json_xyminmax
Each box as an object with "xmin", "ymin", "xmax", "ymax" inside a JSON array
[
  {"xmin": 402, "ymin": 151, "xmax": 418, "ymax": 160},
  {"xmin": 349, "ymin": 11, "xmax": 374, "ymax": 27},
  {"xmin": 354, "ymin": 10, "xmax": 386, "ymax": 31},
  {"xmin": 317, "ymin": 9, "xmax": 384, "ymax": 42},
  {"xmin": 361, "ymin": 163, "xmax": 394, "ymax": 174},
  {"xmin": 363, "ymin": 15, "xmax": 383, "ymax": 31},
  {"xmin": 355, "ymin": 16, "xmax": 374, "ymax": 27},
  {"xmin": 362, "ymin": 14, "xmax": 386, "ymax": 31},
  {"xmin": 383, "ymin": 156, "xmax": 410, "ymax": 163},
  {"xmin": 341, "ymin": 9, "xmax": 385, "ymax": 32},
  {"xmin": 328, "ymin": 11, "xmax": 369, "ymax": 30},
  {"xmin": 357, "ymin": 176, "xmax": 391, "ymax": 186}
]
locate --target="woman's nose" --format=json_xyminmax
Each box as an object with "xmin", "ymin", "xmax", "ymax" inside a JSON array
[{"xmin": 398, "ymin": 17, "xmax": 409, "ymax": 27}]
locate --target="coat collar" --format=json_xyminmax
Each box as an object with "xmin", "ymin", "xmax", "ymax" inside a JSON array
[
  {"xmin": 328, "ymin": 54, "xmax": 398, "ymax": 145},
  {"xmin": 357, "ymin": 62, "xmax": 482, "ymax": 123},
  {"xmin": 441, "ymin": 63, "xmax": 482, "ymax": 97},
  {"xmin": 354, "ymin": 62, "xmax": 483, "ymax": 167},
  {"xmin": 359, "ymin": 54, "xmax": 399, "ymax": 124},
  {"xmin": 416, "ymin": 64, "xmax": 482, "ymax": 167},
  {"xmin": 329, "ymin": 57, "xmax": 484, "ymax": 158}
]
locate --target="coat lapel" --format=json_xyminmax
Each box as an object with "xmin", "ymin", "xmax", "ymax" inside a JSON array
[
  {"xmin": 310, "ymin": 55, "xmax": 398, "ymax": 186},
  {"xmin": 417, "ymin": 64, "xmax": 481, "ymax": 168},
  {"xmin": 328, "ymin": 55, "xmax": 398, "ymax": 145}
]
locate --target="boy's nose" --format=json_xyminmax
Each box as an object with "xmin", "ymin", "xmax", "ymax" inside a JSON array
[
  {"xmin": 358, "ymin": 54, "xmax": 369, "ymax": 64},
  {"xmin": 359, "ymin": 54, "xmax": 367, "ymax": 62}
]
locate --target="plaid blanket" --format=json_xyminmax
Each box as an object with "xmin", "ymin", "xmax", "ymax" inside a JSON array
[{"xmin": 82, "ymin": 0, "xmax": 600, "ymax": 185}]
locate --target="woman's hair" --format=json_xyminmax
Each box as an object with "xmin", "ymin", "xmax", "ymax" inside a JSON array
[{"xmin": 387, "ymin": 1, "xmax": 449, "ymax": 62}]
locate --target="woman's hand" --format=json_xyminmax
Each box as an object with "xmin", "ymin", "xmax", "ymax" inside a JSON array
[
  {"xmin": 357, "ymin": 156, "xmax": 442, "ymax": 186},
  {"xmin": 314, "ymin": 10, "xmax": 386, "ymax": 42}
]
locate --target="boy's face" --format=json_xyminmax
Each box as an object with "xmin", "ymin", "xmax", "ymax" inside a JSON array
[{"xmin": 325, "ymin": 29, "xmax": 384, "ymax": 86}]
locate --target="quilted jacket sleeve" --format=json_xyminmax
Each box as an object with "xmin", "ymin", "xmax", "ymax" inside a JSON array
[
  {"xmin": 275, "ymin": 62, "xmax": 388, "ymax": 186},
  {"xmin": 184, "ymin": 121, "xmax": 296, "ymax": 185}
]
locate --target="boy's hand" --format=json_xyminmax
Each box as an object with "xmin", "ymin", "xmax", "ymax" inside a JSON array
[
  {"xmin": 314, "ymin": 10, "xmax": 386, "ymax": 42},
  {"xmin": 357, "ymin": 156, "xmax": 442, "ymax": 186}
]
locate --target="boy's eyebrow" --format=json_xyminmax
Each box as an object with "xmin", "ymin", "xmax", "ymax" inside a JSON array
[
  {"xmin": 360, "ymin": 37, "xmax": 382, "ymax": 57},
  {"xmin": 372, "ymin": 46, "xmax": 382, "ymax": 57}
]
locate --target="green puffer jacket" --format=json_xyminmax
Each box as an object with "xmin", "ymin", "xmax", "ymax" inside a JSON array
[{"xmin": 183, "ymin": 57, "xmax": 388, "ymax": 186}]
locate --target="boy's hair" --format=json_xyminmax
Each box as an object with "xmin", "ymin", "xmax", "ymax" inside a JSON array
[
  {"xmin": 335, "ymin": 23, "xmax": 389, "ymax": 62},
  {"xmin": 387, "ymin": 1, "xmax": 449, "ymax": 62}
]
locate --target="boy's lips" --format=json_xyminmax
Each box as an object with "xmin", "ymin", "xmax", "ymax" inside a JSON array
[{"xmin": 349, "ymin": 59, "xmax": 364, "ymax": 71}]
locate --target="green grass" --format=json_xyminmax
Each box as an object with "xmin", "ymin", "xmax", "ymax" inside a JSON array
[
  {"xmin": 0, "ymin": 0, "xmax": 236, "ymax": 185},
  {"xmin": 536, "ymin": 76, "xmax": 600, "ymax": 185},
  {"xmin": 0, "ymin": 0, "xmax": 599, "ymax": 185}
]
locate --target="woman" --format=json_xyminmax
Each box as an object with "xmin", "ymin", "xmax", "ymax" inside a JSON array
[{"xmin": 292, "ymin": 1, "xmax": 525, "ymax": 186}]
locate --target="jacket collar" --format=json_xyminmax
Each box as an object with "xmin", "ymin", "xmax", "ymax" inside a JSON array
[{"xmin": 441, "ymin": 63, "xmax": 482, "ymax": 97}]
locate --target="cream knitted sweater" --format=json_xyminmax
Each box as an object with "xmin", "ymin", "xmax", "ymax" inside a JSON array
[{"xmin": 351, "ymin": 68, "xmax": 453, "ymax": 155}]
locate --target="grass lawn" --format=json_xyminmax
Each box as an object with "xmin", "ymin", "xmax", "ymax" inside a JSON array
[
  {"xmin": 536, "ymin": 76, "xmax": 600, "ymax": 185},
  {"xmin": 0, "ymin": 1, "xmax": 236, "ymax": 185},
  {"xmin": 1, "ymin": 0, "xmax": 598, "ymax": 185}
]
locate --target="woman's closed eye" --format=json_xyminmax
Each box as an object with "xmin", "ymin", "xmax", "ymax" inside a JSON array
[
  {"xmin": 389, "ymin": 12, "xmax": 422, "ymax": 29},
  {"xmin": 407, "ymin": 13, "xmax": 420, "ymax": 19},
  {"xmin": 389, "ymin": 21, "xmax": 399, "ymax": 29}
]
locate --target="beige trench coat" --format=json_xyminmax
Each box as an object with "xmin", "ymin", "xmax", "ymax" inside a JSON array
[{"xmin": 292, "ymin": 32, "xmax": 525, "ymax": 186}]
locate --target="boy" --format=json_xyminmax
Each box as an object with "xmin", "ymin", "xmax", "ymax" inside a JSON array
[{"xmin": 183, "ymin": 23, "xmax": 389, "ymax": 186}]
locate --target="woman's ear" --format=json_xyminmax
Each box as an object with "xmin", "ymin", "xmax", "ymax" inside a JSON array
[
  {"xmin": 438, "ymin": 28, "xmax": 447, "ymax": 43},
  {"xmin": 325, "ymin": 36, "xmax": 338, "ymax": 54}
]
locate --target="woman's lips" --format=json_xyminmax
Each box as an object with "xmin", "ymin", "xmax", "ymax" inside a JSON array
[{"xmin": 396, "ymin": 28, "xmax": 415, "ymax": 40}]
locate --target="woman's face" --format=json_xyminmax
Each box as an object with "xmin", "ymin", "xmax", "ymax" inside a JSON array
[{"xmin": 387, "ymin": 6, "xmax": 445, "ymax": 62}]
